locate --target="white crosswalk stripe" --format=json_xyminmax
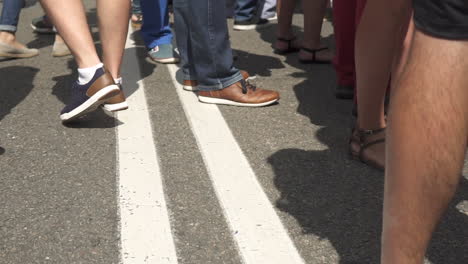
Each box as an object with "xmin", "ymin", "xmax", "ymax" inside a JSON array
[{"xmin": 117, "ymin": 25, "xmax": 178, "ymax": 264}]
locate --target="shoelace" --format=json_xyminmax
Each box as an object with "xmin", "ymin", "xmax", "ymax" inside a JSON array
[{"xmin": 240, "ymin": 79, "xmax": 257, "ymax": 94}]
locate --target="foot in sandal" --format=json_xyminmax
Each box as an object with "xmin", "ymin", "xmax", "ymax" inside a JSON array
[
  {"xmin": 274, "ymin": 36, "xmax": 301, "ymax": 54},
  {"xmin": 298, "ymin": 46, "xmax": 333, "ymax": 64},
  {"xmin": 349, "ymin": 127, "xmax": 386, "ymax": 171}
]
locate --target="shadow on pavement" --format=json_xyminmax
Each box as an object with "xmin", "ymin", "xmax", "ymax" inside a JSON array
[
  {"xmin": 267, "ymin": 62, "xmax": 468, "ymax": 263},
  {"xmin": 0, "ymin": 66, "xmax": 38, "ymax": 154},
  {"xmin": 233, "ymin": 49, "xmax": 285, "ymax": 77}
]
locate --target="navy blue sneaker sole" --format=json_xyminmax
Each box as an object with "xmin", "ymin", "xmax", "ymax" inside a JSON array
[{"xmin": 60, "ymin": 84, "xmax": 120, "ymax": 122}]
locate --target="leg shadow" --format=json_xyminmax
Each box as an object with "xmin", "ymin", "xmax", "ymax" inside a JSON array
[{"xmin": 0, "ymin": 66, "xmax": 39, "ymax": 154}]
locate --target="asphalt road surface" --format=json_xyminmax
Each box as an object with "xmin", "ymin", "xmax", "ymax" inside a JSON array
[{"xmin": 1, "ymin": 2, "xmax": 467, "ymax": 264}]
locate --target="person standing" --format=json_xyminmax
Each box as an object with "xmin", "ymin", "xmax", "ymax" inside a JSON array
[
  {"xmin": 233, "ymin": 0, "xmax": 277, "ymax": 31},
  {"xmin": 140, "ymin": 0, "xmax": 179, "ymax": 64},
  {"xmin": 173, "ymin": 0, "xmax": 280, "ymax": 107},
  {"xmin": 274, "ymin": 0, "xmax": 333, "ymax": 64},
  {"xmin": 382, "ymin": 0, "xmax": 468, "ymax": 262}
]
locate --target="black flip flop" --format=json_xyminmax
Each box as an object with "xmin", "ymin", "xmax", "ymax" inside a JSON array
[
  {"xmin": 274, "ymin": 37, "xmax": 300, "ymax": 55},
  {"xmin": 299, "ymin": 47, "xmax": 332, "ymax": 64}
]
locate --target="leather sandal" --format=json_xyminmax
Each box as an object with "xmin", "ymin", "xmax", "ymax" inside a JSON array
[
  {"xmin": 349, "ymin": 127, "xmax": 386, "ymax": 171},
  {"xmin": 274, "ymin": 37, "xmax": 300, "ymax": 54},
  {"xmin": 299, "ymin": 47, "xmax": 332, "ymax": 64}
]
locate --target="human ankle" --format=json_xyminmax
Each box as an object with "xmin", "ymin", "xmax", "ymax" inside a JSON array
[
  {"xmin": 0, "ymin": 31, "xmax": 15, "ymax": 43},
  {"xmin": 357, "ymin": 118, "xmax": 386, "ymax": 131},
  {"xmin": 77, "ymin": 63, "xmax": 104, "ymax": 84}
]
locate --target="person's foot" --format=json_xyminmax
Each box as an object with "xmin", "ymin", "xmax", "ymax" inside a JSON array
[
  {"xmin": 52, "ymin": 36, "xmax": 71, "ymax": 57},
  {"xmin": 274, "ymin": 36, "xmax": 301, "ymax": 54},
  {"xmin": 349, "ymin": 127, "xmax": 386, "ymax": 170},
  {"xmin": 147, "ymin": 44, "xmax": 180, "ymax": 64},
  {"xmin": 298, "ymin": 46, "xmax": 333, "ymax": 64},
  {"xmin": 266, "ymin": 13, "xmax": 278, "ymax": 21},
  {"xmin": 131, "ymin": 14, "xmax": 143, "ymax": 30},
  {"xmin": 102, "ymin": 86, "xmax": 128, "ymax": 112},
  {"xmin": 30, "ymin": 16, "xmax": 55, "ymax": 34},
  {"xmin": 335, "ymin": 84, "xmax": 354, "ymax": 100},
  {"xmin": 233, "ymin": 17, "xmax": 271, "ymax": 31},
  {"xmin": 197, "ymin": 79, "xmax": 279, "ymax": 107},
  {"xmin": 60, "ymin": 67, "xmax": 120, "ymax": 122},
  {"xmin": 0, "ymin": 31, "xmax": 39, "ymax": 58},
  {"xmin": 183, "ymin": 70, "xmax": 251, "ymax": 91}
]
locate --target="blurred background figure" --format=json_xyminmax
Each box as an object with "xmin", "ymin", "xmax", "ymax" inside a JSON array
[
  {"xmin": 233, "ymin": 0, "xmax": 277, "ymax": 31},
  {"xmin": 30, "ymin": 14, "xmax": 71, "ymax": 57},
  {"xmin": 0, "ymin": 0, "xmax": 38, "ymax": 59},
  {"xmin": 131, "ymin": 0, "xmax": 143, "ymax": 30},
  {"xmin": 140, "ymin": 0, "xmax": 179, "ymax": 64}
]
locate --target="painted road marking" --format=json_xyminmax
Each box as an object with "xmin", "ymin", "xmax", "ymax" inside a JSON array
[
  {"xmin": 116, "ymin": 26, "xmax": 178, "ymax": 264},
  {"xmin": 167, "ymin": 64, "xmax": 305, "ymax": 264}
]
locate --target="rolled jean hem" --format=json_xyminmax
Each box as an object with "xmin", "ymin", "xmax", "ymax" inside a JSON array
[
  {"xmin": 197, "ymin": 71, "xmax": 243, "ymax": 91},
  {"xmin": 0, "ymin": 25, "xmax": 17, "ymax": 32},
  {"xmin": 183, "ymin": 72, "xmax": 196, "ymax": 81}
]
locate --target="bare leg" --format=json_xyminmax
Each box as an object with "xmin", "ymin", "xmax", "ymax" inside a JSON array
[
  {"xmin": 352, "ymin": 0, "xmax": 412, "ymax": 168},
  {"xmin": 274, "ymin": 0, "xmax": 299, "ymax": 51},
  {"xmin": 299, "ymin": 0, "xmax": 332, "ymax": 61},
  {"xmin": 382, "ymin": 30, "xmax": 468, "ymax": 264},
  {"xmin": 39, "ymin": 0, "xmax": 100, "ymax": 68},
  {"xmin": 276, "ymin": 0, "xmax": 296, "ymax": 39},
  {"xmin": 390, "ymin": 15, "xmax": 414, "ymax": 89},
  {"xmin": 97, "ymin": 0, "xmax": 130, "ymax": 79}
]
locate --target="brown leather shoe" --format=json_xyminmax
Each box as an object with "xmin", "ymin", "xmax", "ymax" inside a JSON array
[
  {"xmin": 198, "ymin": 79, "xmax": 279, "ymax": 107},
  {"xmin": 102, "ymin": 85, "xmax": 128, "ymax": 112},
  {"xmin": 183, "ymin": 70, "xmax": 251, "ymax": 91}
]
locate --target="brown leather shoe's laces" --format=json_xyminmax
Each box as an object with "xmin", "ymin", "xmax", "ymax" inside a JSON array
[{"xmin": 240, "ymin": 79, "xmax": 257, "ymax": 94}]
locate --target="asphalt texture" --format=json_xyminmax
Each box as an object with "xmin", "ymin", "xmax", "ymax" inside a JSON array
[{"xmin": 0, "ymin": 2, "xmax": 467, "ymax": 264}]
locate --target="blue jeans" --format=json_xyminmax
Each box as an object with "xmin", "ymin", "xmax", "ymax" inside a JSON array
[
  {"xmin": 173, "ymin": 0, "xmax": 242, "ymax": 91},
  {"xmin": 140, "ymin": 0, "xmax": 173, "ymax": 49},
  {"xmin": 235, "ymin": 0, "xmax": 276, "ymax": 21},
  {"xmin": 132, "ymin": 0, "xmax": 142, "ymax": 15},
  {"xmin": 0, "ymin": 0, "xmax": 24, "ymax": 32}
]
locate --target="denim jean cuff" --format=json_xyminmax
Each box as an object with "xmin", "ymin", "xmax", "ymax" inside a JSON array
[
  {"xmin": 182, "ymin": 65, "xmax": 196, "ymax": 81},
  {"xmin": 197, "ymin": 71, "xmax": 243, "ymax": 91},
  {"xmin": 0, "ymin": 25, "xmax": 17, "ymax": 33}
]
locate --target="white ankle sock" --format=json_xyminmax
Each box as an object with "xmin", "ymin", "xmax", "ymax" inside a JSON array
[
  {"xmin": 114, "ymin": 77, "xmax": 123, "ymax": 85},
  {"xmin": 77, "ymin": 63, "xmax": 104, "ymax": 85}
]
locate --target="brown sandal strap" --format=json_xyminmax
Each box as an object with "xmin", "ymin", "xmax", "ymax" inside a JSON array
[{"xmin": 356, "ymin": 127, "xmax": 386, "ymax": 168}]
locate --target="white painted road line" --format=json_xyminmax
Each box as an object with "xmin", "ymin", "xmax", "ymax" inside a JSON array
[
  {"xmin": 167, "ymin": 65, "xmax": 306, "ymax": 264},
  {"xmin": 116, "ymin": 26, "xmax": 178, "ymax": 264}
]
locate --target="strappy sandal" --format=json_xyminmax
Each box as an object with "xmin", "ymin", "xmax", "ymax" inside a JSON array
[
  {"xmin": 349, "ymin": 127, "xmax": 386, "ymax": 171},
  {"xmin": 299, "ymin": 47, "xmax": 332, "ymax": 64},
  {"xmin": 274, "ymin": 37, "xmax": 300, "ymax": 54}
]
